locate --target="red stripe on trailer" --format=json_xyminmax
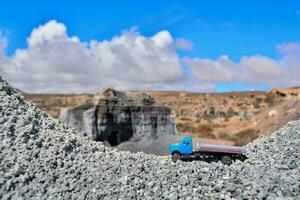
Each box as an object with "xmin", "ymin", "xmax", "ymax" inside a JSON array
[{"xmin": 198, "ymin": 146, "xmax": 242, "ymax": 153}]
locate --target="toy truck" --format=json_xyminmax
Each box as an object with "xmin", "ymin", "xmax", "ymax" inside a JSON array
[{"xmin": 169, "ymin": 136, "xmax": 247, "ymax": 165}]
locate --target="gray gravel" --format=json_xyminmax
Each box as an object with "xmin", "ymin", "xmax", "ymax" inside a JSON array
[{"xmin": 0, "ymin": 76, "xmax": 299, "ymax": 200}]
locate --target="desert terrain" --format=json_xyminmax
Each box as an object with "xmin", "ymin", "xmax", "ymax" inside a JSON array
[{"xmin": 23, "ymin": 87, "xmax": 300, "ymax": 147}]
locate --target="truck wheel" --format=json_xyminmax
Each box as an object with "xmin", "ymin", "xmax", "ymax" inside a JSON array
[
  {"xmin": 221, "ymin": 155, "xmax": 232, "ymax": 165},
  {"xmin": 239, "ymin": 155, "xmax": 247, "ymax": 162},
  {"xmin": 171, "ymin": 153, "xmax": 181, "ymax": 163}
]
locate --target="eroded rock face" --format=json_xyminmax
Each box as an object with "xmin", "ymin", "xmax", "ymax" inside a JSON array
[{"xmin": 60, "ymin": 88, "xmax": 179, "ymax": 154}]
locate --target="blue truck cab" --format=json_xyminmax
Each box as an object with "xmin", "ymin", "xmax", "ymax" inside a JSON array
[{"xmin": 169, "ymin": 136, "xmax": 193, "ymax": 155}]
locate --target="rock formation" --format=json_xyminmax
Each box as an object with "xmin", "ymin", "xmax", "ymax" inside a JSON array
[
  {"xmin": 59, "ymin": 88, "xmax": 180, "ymax": 155},
  {"xmin": 24, "ymin": 87, "xmax": 300, "ymax": 147}
]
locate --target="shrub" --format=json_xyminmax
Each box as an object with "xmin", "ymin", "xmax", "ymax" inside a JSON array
[
  {"xmin": 178, "ymin": 117, "xmax": 192, "ymax": 121},
  {"xmin": 176, "ymin": 122, "xmax": 193, "ymax": 133},
  {"xmin": 217, "ymin": 131, "xmax": 232, "ymax": 140},
  {"xmin": 194, "ymin": 123, "xmax": 216, "ymax": 139},
  {"xmin": 195, "ymin": 118, "xmax": 202, "ymax": 123},
  {"xmin": 233, "ymin": 128, "xmax": 259, "ymax": 146}
]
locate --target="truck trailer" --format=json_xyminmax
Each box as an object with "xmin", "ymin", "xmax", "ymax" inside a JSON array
[{"xmin": 169, "ymin": 136, "xmax": 247, "ymax": 165}]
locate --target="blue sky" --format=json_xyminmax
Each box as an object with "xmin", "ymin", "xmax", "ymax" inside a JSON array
[{"xmin": 0, "ymin": 1, "xmax": 300, "ymax": 93}]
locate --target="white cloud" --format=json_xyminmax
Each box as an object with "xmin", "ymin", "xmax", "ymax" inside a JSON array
[
  {"xmin": 174, "ymin": 38, "xmax": 193, "ymax": 50},
  {"xmin": 183, "ymin": 55, "xmax": 238, "ymax": 83},
  {"xmin": 89, "ymin": 29, "xmax": 183, "ymax": 86},
  {"xmin": 184, "ymin": 44, "xmax": 300, "ymax": 88},
  {"xmin": 240, "ymin": 55, "xmax": 285, "ymax": 83},
  {"xmin": 28, "ymin": 20, "xmax": 69, "ymax": 46},
  {"xmin": 0, "ymin": 20, "xmax": 185, "ymax": 93},
  {"xmin": 0, "ymin": 20, "xmax": 299, "ymax": 93},
  {"xmin": 0, "ymin": 31, "xmax": 7, "ymax": 62},
  {"xmin": 277, "ymin": 43, "xmax": 300, "ymax": 84},
  {"xmin": 151, "ymin": 30, "xmax": 173, "ymax": 47}
]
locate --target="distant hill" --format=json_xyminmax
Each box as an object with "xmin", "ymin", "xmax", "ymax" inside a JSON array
[{"xmin": 23, "ymin": 87, "xmax": 300, "ymax": 146}]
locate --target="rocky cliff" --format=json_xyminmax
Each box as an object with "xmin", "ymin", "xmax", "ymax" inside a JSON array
[{"xmin": 59, "ymin": 88, "xmax": 180, "ymax": 155}]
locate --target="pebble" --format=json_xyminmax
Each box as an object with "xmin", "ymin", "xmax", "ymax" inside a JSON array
[{"xmin": 0, "ymin": 76, "xmax": 299, "ymax": 199}]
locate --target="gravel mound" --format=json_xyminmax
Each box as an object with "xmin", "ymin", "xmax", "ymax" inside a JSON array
[{"xmin": 0, "ymin": 76, "xmax": 299, "ymax": 199}]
